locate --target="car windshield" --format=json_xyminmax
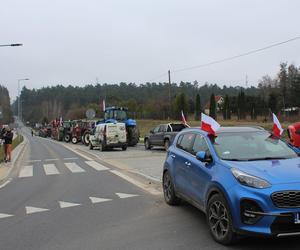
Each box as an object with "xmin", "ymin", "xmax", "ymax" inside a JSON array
[{"xmin": 213, "ymin": 131, "xmax": 298, "ymax": 161}]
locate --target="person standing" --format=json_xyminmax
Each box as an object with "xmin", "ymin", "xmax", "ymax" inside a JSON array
[
  {"xmin": 3, "ymin": 127, "xmax": 13, "ymax": 163},
  {"xmin": 0, "ymin": 127, "xmax": 6, "ymax": 162}
]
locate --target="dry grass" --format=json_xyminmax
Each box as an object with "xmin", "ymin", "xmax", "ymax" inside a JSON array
[{"xmin": 137, "ymin": 119, "xmax": 292, "ymax": 139}]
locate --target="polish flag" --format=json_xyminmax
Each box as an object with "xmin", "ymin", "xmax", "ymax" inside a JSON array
[
  {"xmin": 201, "ymin": 113, "xmax": 220, "ymax": 136},
  {"xmin": 181, "ymin": 110, "xmax": 190, "ymax": 127},
  {"xmin": 272, "ymin": 113, "xmax": 283, "ymax": 138},
  {"xmin": 102, "ymin": 99, "xmax": 106, "ymax": 112}
]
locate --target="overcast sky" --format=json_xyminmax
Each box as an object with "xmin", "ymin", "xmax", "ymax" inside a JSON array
[{"xmin": 1, "ymin": 0, "xmax": 300, "ymax": 100}]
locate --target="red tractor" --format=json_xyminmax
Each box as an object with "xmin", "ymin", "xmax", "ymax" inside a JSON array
[
  {"xmin": 287, "ymin": 122, "xmax": 300, "ymax": 148},
  {"xmin": 70, "ymin": 120, "xmax": 93, "ymax": 145}
]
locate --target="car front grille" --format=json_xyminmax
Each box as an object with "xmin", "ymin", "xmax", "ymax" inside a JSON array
[{"xmin": 272, "ymin": 191, "xmax": 300, "ymax": 208}]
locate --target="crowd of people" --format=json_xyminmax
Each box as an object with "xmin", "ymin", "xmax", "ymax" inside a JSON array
[{"xmin": 0, "ymin": 126, "xmax": 14, "ymax": 163}]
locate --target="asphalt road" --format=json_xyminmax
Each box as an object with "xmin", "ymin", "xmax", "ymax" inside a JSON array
[{"xmin": 1, "ymin": 128, "xmax": 300, "ymax": 250}]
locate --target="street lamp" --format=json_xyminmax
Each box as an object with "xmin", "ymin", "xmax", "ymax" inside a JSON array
[
  {"xmin": 0, "ymin": 43, "xmax": 23, "ymax": 47},
  {"xmin": 18, "ymin": 78, "xmax": 29, "ymax": 122}
]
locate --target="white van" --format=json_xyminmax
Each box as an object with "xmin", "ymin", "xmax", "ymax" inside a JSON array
[{"xmin": 89, "ymin": 123, "xmax": 127, "ymax": 151}]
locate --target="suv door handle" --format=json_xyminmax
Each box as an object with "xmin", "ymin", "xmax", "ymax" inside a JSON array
[
  {"xmin": 185, "ymin": 161, "xmax": 191, "ymax": 167},
  {"xmin": 170, "ymin": 154, "xmax": 176, "ymax": 159}
]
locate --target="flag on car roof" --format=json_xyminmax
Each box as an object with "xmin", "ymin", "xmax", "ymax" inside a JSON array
[
  {"xmin": 201, "ymin": 113, "xmax": 220, "ymax": 136},
  {"xmin": 272, "ymin": 113, "xmax": 283, "ymax": 138},
  {"xmin": 181, "ymin": 110, "xmax": 190, "ymax": 127}
]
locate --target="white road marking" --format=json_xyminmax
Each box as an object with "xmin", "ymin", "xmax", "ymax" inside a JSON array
[
  {"xmin": 64, "ymin": 163, "xmax": 85, "ymax": 173},
  {"xmin": 89, "ymin": 197, "xmax": 112, "ymax": 204},
  {"xmin": 25, "ymin": 206, "xmax": 49, "ymax": 214},
  {"xmin": 115, "ymin": 192, "xmax": 139, "ymax": 199},
  {"xmin": 59, "ymin": 201, "xmax": 81, "ymax": 208},
  {"xmin": 0, "ymin": 178, "xmax": 12, "ymax": 189},
  {"xmin": 110, "ymin": 170, "xmax": 161, "ymax": 195},
  {"xmin": 44, "ymin": 158, "xmax": 59, "ymax": 162},
  {"xmin": 85, "ymin": 161, "xmax": 109, "ymax": 171},
  {"xmin": 19, "ymin": 165, "xmax": 33, "ymax": 178},
  {"xmin": 43, "ymin": 164, "xmax": 60, "ymax": 175},
  {"xmin": 63, "ymin": 157, "xmax": 78, "ymax": 161},
  {"xmin": 0, "ymin": 213, "xmax": 14, "ymax": 219},
  {"xmin": 27, "ymin": 160, "xmax": 41, "ymax": 163}
]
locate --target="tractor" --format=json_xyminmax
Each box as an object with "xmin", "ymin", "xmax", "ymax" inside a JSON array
[
  {"xmin": 98, "ymin": 107, "xmax": 139, "ymax": 146},
  {"xmin": 70, "ymin": 120, "xmax": 94, "ymax": 145}
]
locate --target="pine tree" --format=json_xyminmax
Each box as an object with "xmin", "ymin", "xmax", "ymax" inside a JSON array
[
  {"xmin": 175, "ymin": 93, "xmax": 188, "ymax": 119},
  {"xmin": 194, "ymin": 93, "xmax": 201, "ymax": 120},
  {"xmin": 268, "ymin": 92, "xmax": 278, "ymax": 114},
  {"xmin": 209, "ymin": 93, "xmax": 216, "ymax": 119},
  {"xmin": 223, "ymin": 95, "xmax": 230, "ymax": 120}
]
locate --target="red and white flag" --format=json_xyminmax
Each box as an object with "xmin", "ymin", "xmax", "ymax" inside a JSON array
[
  {"xmin": 102, "ymin": 99, "xmax": 106, "ymax": 112},
  {"xmin": 181, "ymin": 110, "xmax": 190, "ymax": 127},
  {"xmin": 272, "ymin": 113, "xmax": 283, "ymax": 138},
  {"xmin": 201, "ymin": 113, "xmax": 220, "ymax": 136}
]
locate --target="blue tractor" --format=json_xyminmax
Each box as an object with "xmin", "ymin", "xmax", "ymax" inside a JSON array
[{"xmin": 100, "ymin": 107, "xmax": 139, "ymax": 146}]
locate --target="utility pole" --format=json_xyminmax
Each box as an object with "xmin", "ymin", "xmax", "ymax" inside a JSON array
[
  {"xmin": 245, "ymin": 75, "xmax": 248, "ymax": 88},
  {"xmin": 168, "ymin": 70, "xmax": 171, "ymax": 120}
]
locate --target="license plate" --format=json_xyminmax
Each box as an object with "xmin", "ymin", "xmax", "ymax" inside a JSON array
[{"xmin": 294, "ymin": 213, "xmax": 300, "ymax": 224}]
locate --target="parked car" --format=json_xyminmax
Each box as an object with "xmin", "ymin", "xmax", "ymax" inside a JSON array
[
  {"xmin": 163, "ymin": 126, "xmax": 300, "ymax": 245},
  {"xmin": 144, "ymin": 123, "xmax": 187, "ymax": 150},
  {"xmin": 89, "ymin": 122, "xmax": 127, "ymax": 151}
]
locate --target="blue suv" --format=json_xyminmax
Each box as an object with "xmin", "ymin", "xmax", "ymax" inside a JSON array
[{"xmin": 163, "ymin": 126, "xmax": 300, "ymax": 245}]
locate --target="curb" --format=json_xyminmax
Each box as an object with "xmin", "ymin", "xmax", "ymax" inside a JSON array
[{"xmin": 0, "ymin": 133, "xmax": 28, "ymax": 186}]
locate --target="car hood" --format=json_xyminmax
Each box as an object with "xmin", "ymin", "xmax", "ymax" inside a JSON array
[{"xmin": 223, "ymin": 157, "xmax": 300, "ymax": 185}]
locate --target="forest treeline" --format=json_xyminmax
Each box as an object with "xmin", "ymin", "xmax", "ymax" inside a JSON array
[
  {"xmin": 0, "ymin": 85, "xmax": 13, "ymax": 124},
  {"xmin": 13, "ymin": 63, "xmax": 300, "ymax": 123}
]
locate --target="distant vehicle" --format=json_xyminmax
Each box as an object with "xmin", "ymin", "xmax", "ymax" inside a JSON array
[
  {"xmin": 70, "ymin": 120, "xmax": 93, "ymax": 144},
  {"xmin": 59, "ymin": 121, "xmax": 73, "ymax": 142},
  {"xmin": 89, "ymin": 123, "xmax": 127, "ymax": 151},
  {"xmin": 99, "ymin": 107, "xmax": 139, "ymax": 146},
  {"xmin": 144, "ymin": 123, "xmax": 187, "ymax": 150},
  {"xmin": 163, "ymin": 126, "xmax": 300, "ymax": 244}
]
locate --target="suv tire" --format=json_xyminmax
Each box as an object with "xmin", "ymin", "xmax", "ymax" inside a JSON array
[
  {"xmin": 207, "ymin": 194, "xmax": 237, "ymax": 245},
  {"xmin": 163, "ymin": 171, "xmax": 181, "ymax": 205}
]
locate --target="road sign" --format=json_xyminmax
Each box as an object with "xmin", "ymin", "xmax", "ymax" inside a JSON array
[{"xmin": 85, "ymin": 109, "xmax": 96, "ymax": 119}]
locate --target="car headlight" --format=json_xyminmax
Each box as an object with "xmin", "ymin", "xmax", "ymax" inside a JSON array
[{"xmin": 231, "ymin": 168, "xmax": 271, "ymax": 189}]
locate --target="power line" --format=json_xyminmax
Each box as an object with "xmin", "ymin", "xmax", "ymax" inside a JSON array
[{"xmin": 149, "ymin": 35, "xmax": 300, "ymax": 81}]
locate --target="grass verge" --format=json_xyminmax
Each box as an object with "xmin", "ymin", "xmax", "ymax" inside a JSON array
[{"xmin": 137, "ymin": 119, "xmax": 291, "ymax": 139}]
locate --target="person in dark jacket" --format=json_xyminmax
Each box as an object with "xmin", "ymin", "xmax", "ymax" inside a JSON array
[{"xmin": 3, "ymin": 128, "xmax": 13, "ymax": 162}]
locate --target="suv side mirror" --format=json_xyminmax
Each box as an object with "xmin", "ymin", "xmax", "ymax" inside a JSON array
[
  {"xmin": 150, "ymin": 129, "xmax": 154, "ymax": 134},
  {"xmin": 196, "ymin": 151, "xmax": 212, "ymax": 163},
  {"xmin": 196, "ymin": 151, "xmax": 206, "ymax": 161}
]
